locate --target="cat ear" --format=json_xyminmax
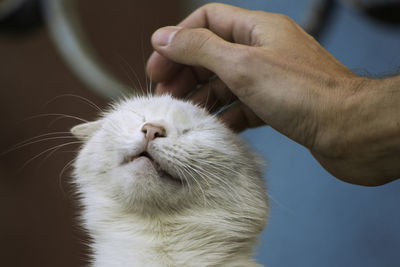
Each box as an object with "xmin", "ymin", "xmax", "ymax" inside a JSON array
[{"xmin": 71, "ymin": 120, "xmax": 102, "ymax": 141}]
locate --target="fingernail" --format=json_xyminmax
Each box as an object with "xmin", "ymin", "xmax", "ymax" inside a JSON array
[{"xmin": 152, "ymin": 26, "xmax": 182, "ymax": 47}]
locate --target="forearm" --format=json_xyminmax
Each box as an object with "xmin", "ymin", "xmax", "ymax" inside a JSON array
[{"xmin": 314, "ymin": 75, "xmax": 400, "ymax": 186}]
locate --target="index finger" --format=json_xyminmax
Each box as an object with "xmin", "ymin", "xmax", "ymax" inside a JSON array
[
  {"xmin": 147, "ymin": 3, "xmax": 261, "ymax": 83},
  {"xmin": 179, "ymin": 3, "xmax": 258, "ymax": 44}
]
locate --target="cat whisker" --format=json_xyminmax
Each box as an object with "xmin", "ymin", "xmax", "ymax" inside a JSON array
[
  {"xmin": 204, "ymin": 86, "xmax": 211, "ymax": 110},
  {"xmin": 208, "ymin": 99, "xmax": 220, "ymax": 114},
  {"xmin": 117, "ymin": 54, "xmax": 144, "ymax": 95},
  {"xmin": 44, "ymin": 94, "xmax": 103, "ymax": 112},
  {"xmin": 191, "ymin": 164, "xmax": 246, "ymax": 212},
  {"xmin": 1, "ymin": 131, "xmax": 72, "ymax": 156},
  {"xmin": 174, "ymin": 167, "xmax": 193, "ymax": 195},
  {"xmin": 180, "ymin": 165, "xmax": 209, "ymax": 207},
  {"xmin": 264, "ymin": 190, "xmax": 293, "ymax": 214},
  {"xmin": 140, "ymin": 35, "xmax": 151, "ymax": 97},
  {"xmin": 2, "ymin": 136, "xmax": 77, "ymax": 155},
  {"xmin": 37, "ymin": 138, "xmax": 80, "ymax": 167},
  {"xmin": 196, "ymin": 156, "xmax": 248, "ymax": 180},
  {"xmin": 171, "ymin": 162, "xmax": 193, "ymax": 193},
  {"xmin": 21, "ymin": 113, "xmax": 88, "ymax": 124},
  {"xmin": 200, "ymin": 169, "xmax": 242, "ymax": 203},
  {"xmin": 147, "ymin": 62, "xmax": 154, "ymax": 96},
  {"xmin": 47, "ymin": 115, "xmax": 88, "ymax": 128},
  {"xmin": 180, "ymin": 158, "xmax": 212, "ymax": 189},
  {"xmin": 20, "ymin": 141, "xmax": 82, "ymax": 170},
  {"xmin": 58, "ymin": 158, "xmax": 76, "ymax": 197}
]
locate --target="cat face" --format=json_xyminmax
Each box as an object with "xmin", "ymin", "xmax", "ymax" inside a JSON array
[{"xmin": 72, "ymin": 95, "xmax": 267, "ymax": 215}]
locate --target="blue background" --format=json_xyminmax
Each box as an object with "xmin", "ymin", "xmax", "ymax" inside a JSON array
[{"xmin": 184, "ymin": 1, "xmax": 400, "ymax": 266}]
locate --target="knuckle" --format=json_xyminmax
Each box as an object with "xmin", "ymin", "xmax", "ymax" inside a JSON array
[
  {"xmin": 173, "ymin": 28, "xmax": 215, "ymax": 61},
  {"xmin": 202, "ymin": 2, "xmax": 223, "ymax": 10},
  {"xmin": 273, "ymin": 13, "xmax": 297, "ymax": 30},
  {"xmin": 178, "ymin": 28, "xmax": 214, "ymax": 53},
  {"xmin": 227, "ymin": 47, "xmax": 259, "ymax": 94},
  {"xmin": 274, "ymin": 13, "xmax": 293, "ymax": 23},
  {"xmin": 251, "ymin": 10, "xmax": 269, "ymax": 20},
  {"xmin": 194, "ymin": 29, "xmax": 214, "ymax": 50}
]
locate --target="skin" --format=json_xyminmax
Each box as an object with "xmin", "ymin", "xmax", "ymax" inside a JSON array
[{"xmin": 146, "ymin": 3, "xmax": 400, "ymax": 186}]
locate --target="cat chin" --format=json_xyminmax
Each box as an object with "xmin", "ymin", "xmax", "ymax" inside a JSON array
[
  {"xmin": 117, "ymin": 164, "xmax": 191, "ymax": 215},
  {"xmin": 126, "ymin": 154, "xmax": 183, "ymax": 186},
  {"xmin": 129, "ymin": 156, "xmax": 156, "ymax": 174},
  {"xmin": 114, "ymin": 157, "xmax": 184, "ymax": 206}
]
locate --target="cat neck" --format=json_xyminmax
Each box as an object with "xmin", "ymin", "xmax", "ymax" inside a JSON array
[{"xmin": 83, "ymin": 197, "xmax": 260, "ymax": 267}]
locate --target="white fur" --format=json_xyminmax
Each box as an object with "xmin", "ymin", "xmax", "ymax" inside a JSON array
[{"xmin": 72, "ymin": 95, "xmax": 268, "ymax": 266}]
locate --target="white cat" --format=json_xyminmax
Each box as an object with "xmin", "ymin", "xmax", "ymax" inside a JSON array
[{"xmin": 71, "ymin": 95, "xmax": 268, "ymax": 267}]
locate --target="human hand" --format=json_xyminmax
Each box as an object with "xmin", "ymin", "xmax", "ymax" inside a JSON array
[{"xmin": 146, "ymin": 3, "xmax": 400, "ymax": 186}]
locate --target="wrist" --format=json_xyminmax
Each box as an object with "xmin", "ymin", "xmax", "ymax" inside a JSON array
[{"xmin": 313, "ymin": 75, "xmax": 400, "ymax": 186}]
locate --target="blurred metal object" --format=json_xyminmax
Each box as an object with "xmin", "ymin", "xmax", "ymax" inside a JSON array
[
  {"xmin": 42, "ymin": 0, "xmax": 132, "ymax": 100},
  {"xmin": 346, "ymin": 0, "xmax": 400, "ymax": 25},
  {"xmin": 299, "ymin": 0, "xmax": 399, "ymax": 41},
  {"xmin": 0, "ymin": 0, "xmax": 42, "ymax": 35},
  {"xmin": 0, "ymin": 0, "xmax": 24, "ymax": 19}
]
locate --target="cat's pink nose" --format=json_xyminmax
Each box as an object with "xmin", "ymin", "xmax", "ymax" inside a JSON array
[{"xmin": 141, "ymin": 123, "xmax": 166, "ymax": 141}]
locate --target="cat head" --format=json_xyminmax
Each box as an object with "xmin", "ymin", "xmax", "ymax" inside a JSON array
[{"xmin": 72, "ymin": 95, "xmax": 267, "ymax": 218}]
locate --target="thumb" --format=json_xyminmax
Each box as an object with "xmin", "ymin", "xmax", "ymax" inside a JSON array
[{"xmin": 151, "ymin": 26, "xmax": 248, "ymax": 88}]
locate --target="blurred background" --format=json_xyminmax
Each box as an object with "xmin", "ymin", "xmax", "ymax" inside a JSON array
[{"xmin": 1, "ymin": 0, "xmax": 399, "ymax": 266}]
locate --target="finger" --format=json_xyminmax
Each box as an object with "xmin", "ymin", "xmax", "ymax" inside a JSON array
[
  {"xmin": 154, "ymin": 67, "xmax": 197, "ymax": 97},
  {"xmin": 190, "ymin": 66, "xmax": 214, "ymax": 83},
  {"xmin": 147, "ymin": 51, "xmax": 214, "ymax": 84},
  {"xmin": 178, "ymin": 3, "xmax": 260, "ymax": 44},
  {"xmin": 146, "ymin": 52, "xmax": 182, "ymax": 83},
  {"xmin": 190, "ymin": 78, "xmax": 237, "ymax": 112},
  {"xmin": 219, "ymin": 102, "xmax": 265, "ymax": 132},
  {"xmin": 148, "ymin": 52, "xmax": 214, "ymax": 98},
  {"xmin": 146, "ymin": 3, "xmax": 263, "ymax": 86},
  {"xmin": 151, "ymin": 26, "xmax": 254, "ymax": 93}
]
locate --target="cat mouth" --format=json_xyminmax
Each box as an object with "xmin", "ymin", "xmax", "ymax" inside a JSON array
[{"xmin": 123, "ymin": 151, "xmax": 183, "ymax": 185}]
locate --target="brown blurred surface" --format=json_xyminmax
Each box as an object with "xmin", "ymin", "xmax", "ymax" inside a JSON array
[{"xmin": 0, "ymin": 1, "xmax": 180, "ymax": 266}]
